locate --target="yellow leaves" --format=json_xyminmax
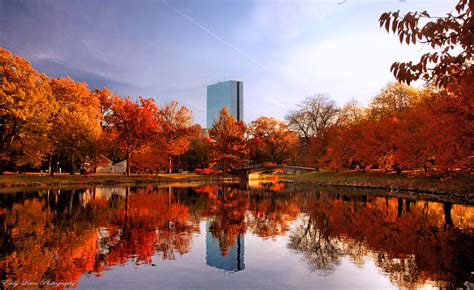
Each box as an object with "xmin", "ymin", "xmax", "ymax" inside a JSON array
[
  {"xmin": 0, "ymin": 48, "xmax": 57, "ymax": 166},
  {"xmin": 49, "ymin": 77, "xmax": 102, "ymax": 158},
  {"xmin": 368, "ymin": 82, "xmax": 420, "ymax": 120}
]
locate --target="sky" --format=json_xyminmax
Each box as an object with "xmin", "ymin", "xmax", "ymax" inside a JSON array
[{"xmin": 0, "ymin": 0, "xmax": 457, "ymax": 126}]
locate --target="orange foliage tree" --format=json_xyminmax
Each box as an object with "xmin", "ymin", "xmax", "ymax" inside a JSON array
[
  {"xmin": 406, "ymin": 76, "xmax": 473, "ymax": 172},
  {"xmin": 154, "ymin": 102, "xmax": 198, "ymax": 173},
  {"xmin": 49, "ymin": 77, "xmax": 102, "ymax": 174},
  {"xmin": 368, "ymin": 82, "xmax": 420, "ymax": 120},
  {"xmin": 95, "ymin": 88, "xmax": 128, "ymax": 164},
  {"xmin": 320, "ymin": 78, "xmax": 472, "ymax": 173},
  {"xmin": 181, "ymin": 134, "xmax": 210, "ymax": 170},
  {"xmin": 248, "ymin": 116, "xmax": 298, "ymax": 165},
  {"xmin": 209, "ymin": 107, "xmax": 247, "ymax": 172},
  {"xmin": 286, "ymin": 94, "xmax": 339, "ymax": 167},
  {"xmin": 0, "ymin": 48, "xmax": 57, "ymax": 173},
  {"xmin": 107, "ymin": 97, "xmax": 158, "ymax": 174},
  {"xmin": 129, "ymin": 146, "xmax": 167, "ymax": 173}
]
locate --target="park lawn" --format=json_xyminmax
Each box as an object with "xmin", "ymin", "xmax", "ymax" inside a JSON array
[
  {"xmin": 0, "ymin": 173, "xmax": 219, "ymax": 188},
  {"xmin": 289, "ymin": 170, "xmax": 474, "ymax": 195}
]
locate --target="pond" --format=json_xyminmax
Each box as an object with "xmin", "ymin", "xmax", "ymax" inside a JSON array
[{"xmin": 0, "ymin": 183, "xmax": 473, "ymax": 289}]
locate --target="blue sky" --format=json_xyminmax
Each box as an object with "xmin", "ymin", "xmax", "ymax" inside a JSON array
[{"xmin": 0, "ymin": 0, "xmax": 456, "ymax": 126}]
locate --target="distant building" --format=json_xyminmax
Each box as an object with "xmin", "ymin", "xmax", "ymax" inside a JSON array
[
  {"xmin": 95, "ymin": 155, "xmax": 127, "ymax": 174},
  {"xmin": 201, "ymin": 128, "xmax": 209, "ymax": 138},
  {"xmin": 207, "ymin": 80, "xmax": 243, "ymax": 128},
  {"xmin": 206, "ymin": 220, "xmax": 245, "ymax": 272}
]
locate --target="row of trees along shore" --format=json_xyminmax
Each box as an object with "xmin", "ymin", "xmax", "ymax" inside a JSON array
[{"xmin": 0, "ymin": 0, "xmax": 472, "ymax": 175}]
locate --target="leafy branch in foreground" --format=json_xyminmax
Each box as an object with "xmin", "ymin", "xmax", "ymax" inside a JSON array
[{"xmin": 379, "ymin": 0, "xmax": 473, "ymax": 87}]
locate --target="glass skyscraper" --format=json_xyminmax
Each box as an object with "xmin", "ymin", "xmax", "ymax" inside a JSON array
[{"xmin": 206, "ymin": 80, "xmax": 243, "ymax": 128}]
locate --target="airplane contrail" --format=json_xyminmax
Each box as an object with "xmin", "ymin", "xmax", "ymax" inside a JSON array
[{"xmin": 161, "ymin": 0, "xmax": 264, "ymax": 69}]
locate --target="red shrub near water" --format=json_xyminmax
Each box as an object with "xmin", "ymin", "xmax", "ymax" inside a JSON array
[
  {"xmin": 194, "ymin": 168, "xmax": 214, "ymax": 174},
  {"xmin": 201, "ymin": 168, "xmax": 214, "ymax": 175}
]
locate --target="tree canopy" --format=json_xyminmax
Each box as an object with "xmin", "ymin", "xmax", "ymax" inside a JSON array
[
  {"xmin": 0, "ymin": 48, "xmax": 57, "ymax": 172},
  {"xmin": 209, "ymin": 108, "xmax": 247, "ymax": 172}
]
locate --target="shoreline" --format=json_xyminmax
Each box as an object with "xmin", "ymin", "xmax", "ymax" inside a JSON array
[
  {"xmin": 289, "ymin": 181, "xmax": 474, "ymax": 205},
  {"xmin": 287, "ymin": 170, "xmax": 473, "ymax": 196},
  {"xmin": 0, "ymin": 173, "xmax": 236, "ymax": 192}
]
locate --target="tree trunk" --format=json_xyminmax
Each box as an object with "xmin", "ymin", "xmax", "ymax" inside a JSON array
[
  {"xmin": 126, "ymin": 151, "xmax": 131, "ymax": 175},
  {"xmin": 177, "ymin": 155, "xmax": 180, "ymax": 172},
  {"xmin": 48, "ymin": 153, "xmax": 54, "ymax": 176},
  {"xmin": 70, "ymin": 154, "xmax": 76, "ymax": 175},
  {"xmin": 168, "ymin": 154, "xmax": 172, "ymax": 174}
]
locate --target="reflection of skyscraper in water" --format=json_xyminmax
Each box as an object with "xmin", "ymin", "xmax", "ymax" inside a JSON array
[{"xmin": 205, "ymin": 220, "xmax": 245, "ymax": 272}]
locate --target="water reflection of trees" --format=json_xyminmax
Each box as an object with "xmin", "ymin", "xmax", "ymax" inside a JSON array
[
  {"xmin": 0, "ymin": 191, "xmax": 99, "ymax": 285},
  {"xmin": 194, "ymin": 184, "xmax": 301, "ymax": 256},
  {"xmin": 0, "ymin": 184, "xmax": 302, "ymax": 286},
  {"xmin": 288, "ymin": 215, "xmax": 343, "ymax": 275},
  {"xmin": 205, "ymin": 186, "xmax": 248, "ymax": 256},
  {"xmin": 0, "ymin": 185, "xmax": 472, "ymax": 289},
  {"xmin": 288, "ymin": 190, "xmax": 474, "ymax": 289},
  {"xmin": 247, "ymin": 185, "xmax": 300, "ymax": 239},
  {"xmin": 94, "ymin": 186, "xmax": 198, "ymax": 271},
  {"xmin": 0, "ymin": 186, "xmax": 199, "ymax": 286}
]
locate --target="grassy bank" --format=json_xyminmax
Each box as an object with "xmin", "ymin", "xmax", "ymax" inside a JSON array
[
  {"xmin": 288, "ymin": 170, "xmax": 474, "ymax": 195},
  {"xmin": 0, "ymin": 173, "xmax": 230, "ymax": 189}
]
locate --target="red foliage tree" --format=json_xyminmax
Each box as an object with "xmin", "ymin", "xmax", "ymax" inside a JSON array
[{"xmin": 108, "ymin": 97, "xmax": 158, "ymax": 174}]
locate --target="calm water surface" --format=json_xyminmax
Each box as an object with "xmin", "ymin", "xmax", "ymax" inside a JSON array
[{"xmin": 0, "ymin": 183, "xmax": 473, "ymax": 289}]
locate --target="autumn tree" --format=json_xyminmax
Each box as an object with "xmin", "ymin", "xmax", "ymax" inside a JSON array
[
  {"xmin": 305, "ymin": 99, "xmax": 364, "ymax": 169},
  {"xmin": 154, "ymin": 102, "xmax": 198, "ymax": 173},
  {"xmin": 428, "ymin": 66, "xmax": 473, "ymax": 172},
  {"xmin": 108, "ymin": 97, "xmax": 158, "ymax": 174},
  {"xmin": 181, "ymin": 132, "xmax": 210, "ymax": 170},
  {"xmin": 248, "ymin": 116, "xmax": 298, "ymax": 164},
  {"xmin": 0, "ymin": 48, "xmax": 57, "ymax": 173},
  {"xmin": 286, "ymin": 95, "xmax": 339, "ymax": 168},
  {"xmin": 368, "ymin": 82, "xmax": 420, "ymax": 120},
  {"xmin": 336, "ymin": 98, "xmax": 365, "ymax": 127},
  {"xmin": 307, "ymin": 126, "xmax": 339, "ymax": 170},
  {"xmin": 209, "ymin": 107, "xmax": 247, "ymax": 172},
  {"xmin": 286, "ymin": 94, "xmax": 339, "ymax": 143},
  {"xmin": 377, "ymin": 0, "xmax": 473, "ymax": 174},
  {"xmin": 409, "ymin": 79, "xmax": 473, "ymax": 172},
  {"xmin": 95, "ymin": 88, "xmax": 128, "ymax": 164},
  {"xmin": 129, "ymin": 146, "xmax": 167, "ymax": 173},
  {"xmin": 94, "ymin": 87, "xmax": 117, "ymax": 130},
  {"xmin": 354, "ymin": 118, "xmax": 402, "ymax": 171},
  {"xmin": 49, "ymin": 78, "xmax": 102, "ymax": 174},
  {"xmin": 392, "ymin": 101, "xmax": 432, "ymax": 171},
  {"xmin": 379, "ymin": 0, "xmax": 473, "ymax": 87},
  {"xmin": 323, "ymin": 124, "xmax": 365, "ymax": 170}
]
